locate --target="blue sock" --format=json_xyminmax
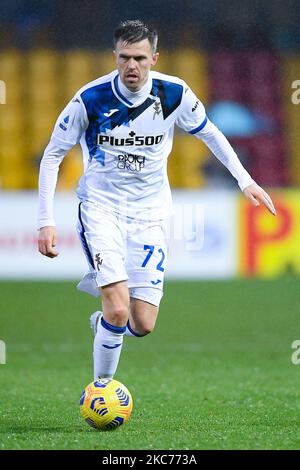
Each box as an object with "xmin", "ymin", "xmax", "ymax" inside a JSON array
[{"xmin": 125, "ymin": 320, "xmax": 146, "ymax": 337}]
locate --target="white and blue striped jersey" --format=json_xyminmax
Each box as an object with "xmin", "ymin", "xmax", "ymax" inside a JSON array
[{"xmin": 38, "ymin": 70, "xmax": 253, "ymax": 227}]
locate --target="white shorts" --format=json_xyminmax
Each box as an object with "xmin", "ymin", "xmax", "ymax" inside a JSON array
[{"xmin": 76, "ymin": 201, "xmax": 170, "ymax": 307}]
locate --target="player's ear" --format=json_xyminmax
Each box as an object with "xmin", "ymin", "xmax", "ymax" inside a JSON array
[{"xmin": 152, "ymin": 52, "xmax": 159, "ymax": 66}]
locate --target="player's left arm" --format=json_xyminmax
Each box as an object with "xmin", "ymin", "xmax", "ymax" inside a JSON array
[{"xmin": 175, "ymin": 84, "xmax": 276, "ymax": 216}]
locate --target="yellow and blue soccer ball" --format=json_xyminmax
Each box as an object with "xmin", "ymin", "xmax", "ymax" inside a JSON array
[{"xmin": 80, "ymin": 378, "xmax": 133, "ymax": 430}]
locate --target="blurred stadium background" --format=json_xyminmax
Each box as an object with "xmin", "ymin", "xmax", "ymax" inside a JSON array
[
  {"xmin": 1, "ymin": 0, "xmax": 300, "ymax": 450},
  {"xmin": 0, "ymin": 0, "xmax": 300, "ymax": 280}
]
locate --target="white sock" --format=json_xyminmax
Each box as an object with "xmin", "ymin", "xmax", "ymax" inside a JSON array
[{"xmin": 93, "ymin": 317, "xmax": 126, "ymax": 379}]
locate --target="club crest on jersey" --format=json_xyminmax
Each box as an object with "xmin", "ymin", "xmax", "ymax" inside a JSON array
[
  {"xmin": 97, "ymin": 131, "xmax": 163, "ymax": 147},
  {"xmin": 153, "ymin": 101, "xmax": 162, "ymax": 120}
]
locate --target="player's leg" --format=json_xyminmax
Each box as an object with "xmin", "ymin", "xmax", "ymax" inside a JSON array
[
  {"xmin": 127, "ymin": 298, "xmax": 159, "ymax": 336},
  {"xmin": 125, "ymin": 218, "xmax": 169, "ymax": 337},
  {"xmin": 101, "ymin": 280, "xmax": 130, "ymax": 327},
  {"xmin": 93, "ymin": 280, "xmax": 130, "ymax": 379},
  {"xmin": 76, "ymin": 202, "xmax": 129, "ymax": 379},
  {"xmin": 91, "ymin": 297, "xmax": 159, "ymax": 337}
]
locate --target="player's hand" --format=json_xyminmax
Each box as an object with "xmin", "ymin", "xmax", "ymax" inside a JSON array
[
  {"xmin": 243, "ymin": 182, "xmax": 276, "ymax": 216},
  {"xmin": 38, "ymin": 226, "xmax": 59, "ymax": 258}
]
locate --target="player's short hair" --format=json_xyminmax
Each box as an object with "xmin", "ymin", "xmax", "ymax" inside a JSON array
[{"xmin": 113, "ymin": 20, "xmax": 158, "ymax": 53}]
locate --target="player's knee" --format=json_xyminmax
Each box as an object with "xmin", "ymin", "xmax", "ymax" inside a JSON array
[
  {"xmin": 108, "ymin": 304, "xmax": 129, "ymax": 325},
  {"xmin": 138, "ymin": 318, "xmax": 157, "ymax": 336},
  {"xmin": 141, "ymin": 324, "xmax": 154, "ymax": 335},
  {"xmin": 101, "ymin": 283, "xmax": 130, "ymax": 326}
]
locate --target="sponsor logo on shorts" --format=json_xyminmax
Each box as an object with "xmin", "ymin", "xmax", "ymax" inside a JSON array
[
  {"xmin": 117, "ymin": 153, "xmax": 145, "ymax": 172},
  {"xmin": 151, "ymin": 279, "xmax": 162, "ymax": 285}
]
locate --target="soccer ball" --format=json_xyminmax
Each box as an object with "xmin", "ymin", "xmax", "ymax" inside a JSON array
[{"xmin": 80, "ymin": 378, "xmax": 133, "ymax": 430}]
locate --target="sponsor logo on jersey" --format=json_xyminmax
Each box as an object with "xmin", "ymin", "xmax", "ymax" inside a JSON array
[
  {"xmin": 117, "ymin": 153, "xmax": 145, "ymax": 172},
  {"xmin": 97, "ymin": 131, "xmax": 163, "ymax": 147},
  {"xmin": 192, "ymin": 100, "xmax": 199, "ymax": 112},
  {"xmin": 103, "ymin": 108, "xmax": 119, "ymax": 117},
  {"xmin": 59, "ymin": 115, "xmax": 70, "ymax": 131}
]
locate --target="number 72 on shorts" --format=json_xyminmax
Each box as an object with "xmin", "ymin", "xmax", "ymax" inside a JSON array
[{"xmin": 141, "ymin": 245, "xmax": 166, "ymax": 272}]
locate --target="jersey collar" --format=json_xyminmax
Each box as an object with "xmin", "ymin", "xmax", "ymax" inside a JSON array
[{"xmin": 111, "ymin": 72, "xmax": 153, "ymax": 108}]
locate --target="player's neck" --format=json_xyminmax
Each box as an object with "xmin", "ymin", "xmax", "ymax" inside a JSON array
[{"xmin": 118, "ymin": 73, "xmax": 152, "ymax": 106}]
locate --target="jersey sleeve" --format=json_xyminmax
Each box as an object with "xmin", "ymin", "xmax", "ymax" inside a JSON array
[
  {"xmin": 175, "ymin": 83, "xmax": 207, "ymax": 134},
  {"xmin": 38, "ymin": 96, "xmax": 88, "ymax": 228},
  {"xmin": 50, "ymin": 96, "xmax": 88, "ymax": 150}
]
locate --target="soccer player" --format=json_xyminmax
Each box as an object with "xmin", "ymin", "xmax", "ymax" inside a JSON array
[{"xmin": 38, "ymin": 20, "xmax": 276, "ymax": 380}]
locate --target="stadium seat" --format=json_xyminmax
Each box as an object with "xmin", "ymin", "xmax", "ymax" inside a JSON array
[
  {"xmin": 208, "ymin": 49, "xmax": 289, "ymax": 187},
  {"xmin": 0, "ymin": 71, "xmax": 25, "ymax": 189},
  {"xmin": 246, "ymin": 51, "xmax": 279, "ymax": 80},
  {"xmin": 154, "ymin": 51, "xmax": 174, "ymax": 76},
  {"xmin": 0, "ymin": 51, "xmax": 25, "ymax": 188},
  {"xmin": 0, "ymin": 51, "xmax": 24, "ymax": 104},
  {"xmin": 250, "ymin": 135, "xmax": 289, "ymax": 185},
  {"xmin": 27, "ymin": 49, "xmax": 59, "ymax": 104},
  {"xmin": 24, "ymin": 50, "xmax": 62, "ymax": 187},
  {"xmin": 0, "ymin": 135, "xmax": 25, "ymax": 189},
  {"xmin": 282, "ymin": 54, "xmax": 300, "ymax": 185},
  {"xmin": 64, "ymin": 50, "xmax": 97, "ymax": 96},
  {"xmin": 171, "ymin": 132, "xmax": 208, "ymax": 188},
  {"xmin": 57, "ymin": 147, "xmax": 83, "ymax": 190},
  {"xmin": 173, "ymin": 49, "xmax": 209, "ymax": 102}
]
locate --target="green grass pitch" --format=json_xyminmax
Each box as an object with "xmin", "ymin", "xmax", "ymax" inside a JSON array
[{"xmin": 0, "ymin": 278, "xmax": 299, "ymax": 450}]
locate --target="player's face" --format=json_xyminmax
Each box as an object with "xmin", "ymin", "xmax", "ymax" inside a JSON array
[{"xmin": 114, "ymin": 39, "xmax": 159, "ymax": 92}]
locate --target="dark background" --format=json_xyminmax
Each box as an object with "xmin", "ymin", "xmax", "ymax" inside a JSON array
[{"xmin": 1, "ymin": 0, "xmax": 300, "ymax": 51}]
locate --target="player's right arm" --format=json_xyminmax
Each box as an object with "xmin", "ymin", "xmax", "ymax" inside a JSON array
[{"xmin": 38, "ymin": 96, "xmax": 88, "ymax": 258}]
